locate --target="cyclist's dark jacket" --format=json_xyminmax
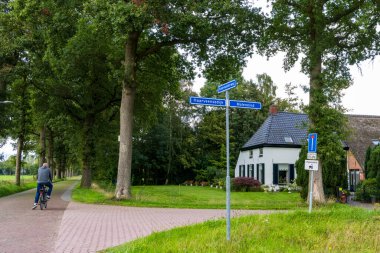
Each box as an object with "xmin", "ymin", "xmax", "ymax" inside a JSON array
[{"xmin": 37, "ymin": 166, "xmax": 52, "ymax": 183}]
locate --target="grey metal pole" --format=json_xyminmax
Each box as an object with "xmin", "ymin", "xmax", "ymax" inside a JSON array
[
  {"xmin": 308, "ymin": 170, "xmax": 314, "ymax": 213},
  {"xmin": 226, "ymin": 90, "xmax": 231, "ymax": 240}
]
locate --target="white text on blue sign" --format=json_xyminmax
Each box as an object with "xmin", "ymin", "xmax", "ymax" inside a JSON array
[
  {"xmin": 217, "ymin": 80, "xmax": 237, "ymax": 93},
  {"xmin": 189, "ymin": 97, "xmax": 226, "ymax": 107},
  {"xmin": 230, "ymin": 100, "xmax": 261, "ymax": 109}
]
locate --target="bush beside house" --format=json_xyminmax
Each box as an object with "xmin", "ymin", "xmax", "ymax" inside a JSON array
[
  {"xmin": 355, "ymin": 178, "xmax": 379, "ymax": 203},
  {"xmin": 232, "ymin": 177, "xmax": 262, "ymax": 192}
]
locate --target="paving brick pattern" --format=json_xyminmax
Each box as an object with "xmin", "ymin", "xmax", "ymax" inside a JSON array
[
  {"xmin": 0, "ymin": 181, "xmax": 280, "ymax": 253},
  {"xmin": 54, "ymin": 202, "xmax": 275, "ymax": 253},
  {"xmin": 0, "ymin": 180, "xmax": 72, "ymax": 253}
]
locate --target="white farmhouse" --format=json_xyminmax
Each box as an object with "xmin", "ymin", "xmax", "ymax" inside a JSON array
[
  {"xmin": 234, "ymin": 106, "xmax": 307, "ymax": 186},
  {"xmin": 235, "ymin": 105, "xmax": 380, "ymax": 191}
]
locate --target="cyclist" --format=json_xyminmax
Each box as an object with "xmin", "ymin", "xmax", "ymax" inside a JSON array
[{"xmin": 32, "ymin": 163, "xmax": 53, "ymax": 209}]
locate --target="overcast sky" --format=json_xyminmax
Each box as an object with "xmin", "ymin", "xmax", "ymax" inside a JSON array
[{"xmin": 193, "ymin": 53, "xmax": 380, "ymax": 116}]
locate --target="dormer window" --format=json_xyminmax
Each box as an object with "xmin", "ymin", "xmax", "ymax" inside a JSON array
[{"xmin": 284, "ymin": 137, "xmax": 293, "ymax": 143}]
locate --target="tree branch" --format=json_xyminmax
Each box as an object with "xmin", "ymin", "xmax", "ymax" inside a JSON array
[
  {"xmin": 281, "ymin": 0, "xmax": 303, "ymax": 10},
  {"xmin": 326, "ymin": 0, "xmax": 365, "ymax": 24},
  {"xmin": 137, "ymin": 38, "xmax": 198, "ymax": 61}
]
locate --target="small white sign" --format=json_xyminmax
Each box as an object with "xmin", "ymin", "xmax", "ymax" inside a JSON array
[
  {"xmin": 305, "ymin": 160, "xmax": 319, "ymax": 171},
  {"xmin": 307, "ymin": 153, "xmax": 317, "ymax": 160}
]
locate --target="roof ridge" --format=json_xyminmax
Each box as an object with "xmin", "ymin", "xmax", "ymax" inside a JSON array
[
  {"xmin": 277, "ymin": 111, "xmax": 307, "ymax": 116},
  {"xmin": 275, "ymin": 112, "xmax": 380, "ymax": 118},
  {"xmin": 346, "ymin": 114, "xmax": 380, "ymax": 118}
]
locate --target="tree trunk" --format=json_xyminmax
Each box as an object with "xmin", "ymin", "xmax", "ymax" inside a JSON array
[
  {"xmin": 59, "ymin": 154, "xmax": 66, "ymax": 179},
  {"xmin": 165, "ymin": 110, "xmax": 172, "ymax": 185},
  {"xmin": 115, "ymin": 31, "xmax": 140, "ymax": 199},
  {"xmin": 80, "ymin": 115, "xmax": 95, "ymax": 188},
  {"xmin": 115, "ymin": 86, "xmax": 136, "ymax": 198},
  {"xmin": 47, "ymin": 128, "xmax": 54, "ymax": 180},
  {"xmin": 15, "ymin": 136, "xmax": 23, "ymax": 186},
  {"xmin": 57, "ymin": 157, "xmax": 62, "ymax": 179},
  {"xmin": 39, "ymin": 125, "xmax": 46, "ymax": 167},
  {"xmin": 307, "ymin": 3, "xmax": 326, "ymax": 204},
  {"xmin": 308, "ymin": 59, "xmax": 326, "ymax": 204},
  {"xmin": 15, "ymin": 80, "xmax": 28, "ymax": 186},
  {"xmin": 0, "ymin": 80, "xmax": 6, "ymax": 101}
]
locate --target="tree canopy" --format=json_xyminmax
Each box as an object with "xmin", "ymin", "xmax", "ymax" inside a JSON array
[{"xmin": 264, "ymin": 0, "xmax": 380, "ymax": 203}]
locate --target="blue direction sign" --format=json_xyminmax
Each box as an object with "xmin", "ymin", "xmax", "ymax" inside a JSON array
[
  {"xmin": 217, "ymin": 80, "xmax": 237, "ymax": 93},
  {"xmin": 230, "ymin": 100, "xmax": 261, "ymax": 109},
  {"xmin": 308, "ymin": 133, "xmax": 318, "ymax": 153},
  {"xmin": 189, "ymin": 96, "xmax": 226, "ymax": 107}
]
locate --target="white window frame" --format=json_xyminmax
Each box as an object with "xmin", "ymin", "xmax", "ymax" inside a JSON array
[{"xmin": 259, "ymin": 148, "xmax": 263, "ymax": 157}]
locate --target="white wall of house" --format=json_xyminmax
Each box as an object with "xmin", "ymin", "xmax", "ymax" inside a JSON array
[{"xmin": 234, "ymin": 147, "xmax": 301, "ymax": 185}]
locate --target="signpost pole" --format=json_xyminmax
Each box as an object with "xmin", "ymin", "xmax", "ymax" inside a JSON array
[
  {"xmin": 190, "ymin": 79, "xmax": 261, "ymax": 241},
  {"xmin": 309, "ymin": 171, "xmax": 314, "ymax": 213},
  {"xmin": 225, "ymin": 90, "xmax": 231, "ymax": 241},
  {"xmin": 306, "ymin": 133, "xmax": 317, "ymax": 214}
]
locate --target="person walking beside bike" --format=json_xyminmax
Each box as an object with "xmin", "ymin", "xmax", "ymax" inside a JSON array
[{"xmin": 32, "ymin": 163, "xmax": 53, "ymax": 209}]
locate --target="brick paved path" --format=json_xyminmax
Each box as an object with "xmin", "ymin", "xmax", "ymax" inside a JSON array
[
  {"xmin": 0, "ymin": 180, "xmax": 74, "ymax": 253},
  {"xmin": 1, "ymin": 181, "xmax": 279, "ymax": 253}
]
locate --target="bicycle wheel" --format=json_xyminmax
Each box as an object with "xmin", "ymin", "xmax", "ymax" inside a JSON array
[{"xmin": 39, "ymin": 193, "xmax": 44, "ymax": 210}]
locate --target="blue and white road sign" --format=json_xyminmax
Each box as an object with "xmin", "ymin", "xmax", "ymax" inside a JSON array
[
  {"xmin": 189, "ymin": 96, "xmax": 226, "ymax": 107},
  {"xmin": 230, "ymin": 100, "xmax": 261, "ymax": 109},
  {"xmin": 217, "ymin": 80, "xmax": 237, "ymax": 93},
  {"xmin": 308, "ymin": 133, "xmax": 318, "ymax": 153}
]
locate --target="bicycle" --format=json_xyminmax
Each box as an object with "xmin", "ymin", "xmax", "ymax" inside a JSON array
[{"xmin": 38, "ymin": 185, "xmax": 48, "ymax": 210}]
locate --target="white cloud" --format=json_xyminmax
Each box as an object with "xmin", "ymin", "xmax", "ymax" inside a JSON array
[
  {"xmin": 0, "ymin": 139, "xmax": 15, "ymax": 161},
  {"xmin": 193, "ymin": 53, "xmax": 380, "ymax": 116}
]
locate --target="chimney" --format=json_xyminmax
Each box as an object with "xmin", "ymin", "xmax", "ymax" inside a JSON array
[{"xmin": 269, "ymin": 104, "xmax": 278, "ymax": 115}]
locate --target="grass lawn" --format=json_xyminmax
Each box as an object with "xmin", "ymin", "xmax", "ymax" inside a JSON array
[
  {"xmin": 102, "ymin": 205, "xmax": 380, "ymax": 253},
  {"xmin": 72, "ymin": 184, "xmax": 306, "ymax": 210},
  {"xmin": 0, "ymin": 175, "xmax": 70, "ymax": 198},
  {"xmin": 0, "ymin": 175, "xmax": 36, "ymax": 197}
]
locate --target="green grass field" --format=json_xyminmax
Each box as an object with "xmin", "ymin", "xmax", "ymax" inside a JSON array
[
  {"xmin": 103, "ymin": 205, "xmax": 380, "ymax": 253},
  {"xmin": 0, "ymin": 175, "xmax": 36, "ymax": 197},
  {"xmin": 72, "ymin": 184, "xmax": 306, "ymax": 210}
]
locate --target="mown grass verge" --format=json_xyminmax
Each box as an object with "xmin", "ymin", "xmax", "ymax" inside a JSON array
[
  {"xmin": 0, "ymin": 175, "xmax": 70, "ymax": 198},
  {"xmin": 72, "ymin": 184, "xmax": 306, "ymax": 210},
  {"xmin": 102, "ymin": 205, "xmax": 380, "ymax": 253},
  {"xmin": 0, "ymin": 175, "xmax": 36, "ymax": 197}
]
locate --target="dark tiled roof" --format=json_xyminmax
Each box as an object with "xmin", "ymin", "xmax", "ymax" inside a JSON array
[
  {"xmin": 346, "ymin": 114, "xmax": 380, "ymax": 167},
  {"xmin": 241, "ymin": 112, "xmax": 380, "ymax": 168},
  {"xmin": 242, "ymin": 112, "xmax": 309, "ymax": 150}
]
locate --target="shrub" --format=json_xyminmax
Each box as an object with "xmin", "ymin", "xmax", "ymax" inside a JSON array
[
  {"xmin": 213, "ymin": 178, "xmax": 225, "ymax": 188},
  {"xmin": 355, "ymin": 178, "xmax": 379, "ymax": 202},
  {"xmin": 232, "ymin": 177, "xmax": 261, "ymax": 192}
]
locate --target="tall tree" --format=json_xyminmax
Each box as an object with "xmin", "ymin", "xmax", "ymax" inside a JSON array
[
  {"xmin": 111, "ymin": 1, "xmax": 264, "ymax": 199},
  {"xmin": 1, "ymin": 0, "xmax": 42, "ymax": 185},
  {"xmin": 265, "ymin": 0, "xmax": 380, "ymax": 203},
  {"xmin": 46, "ymin": 14, "xmax": 121, "ymax": 187}
]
